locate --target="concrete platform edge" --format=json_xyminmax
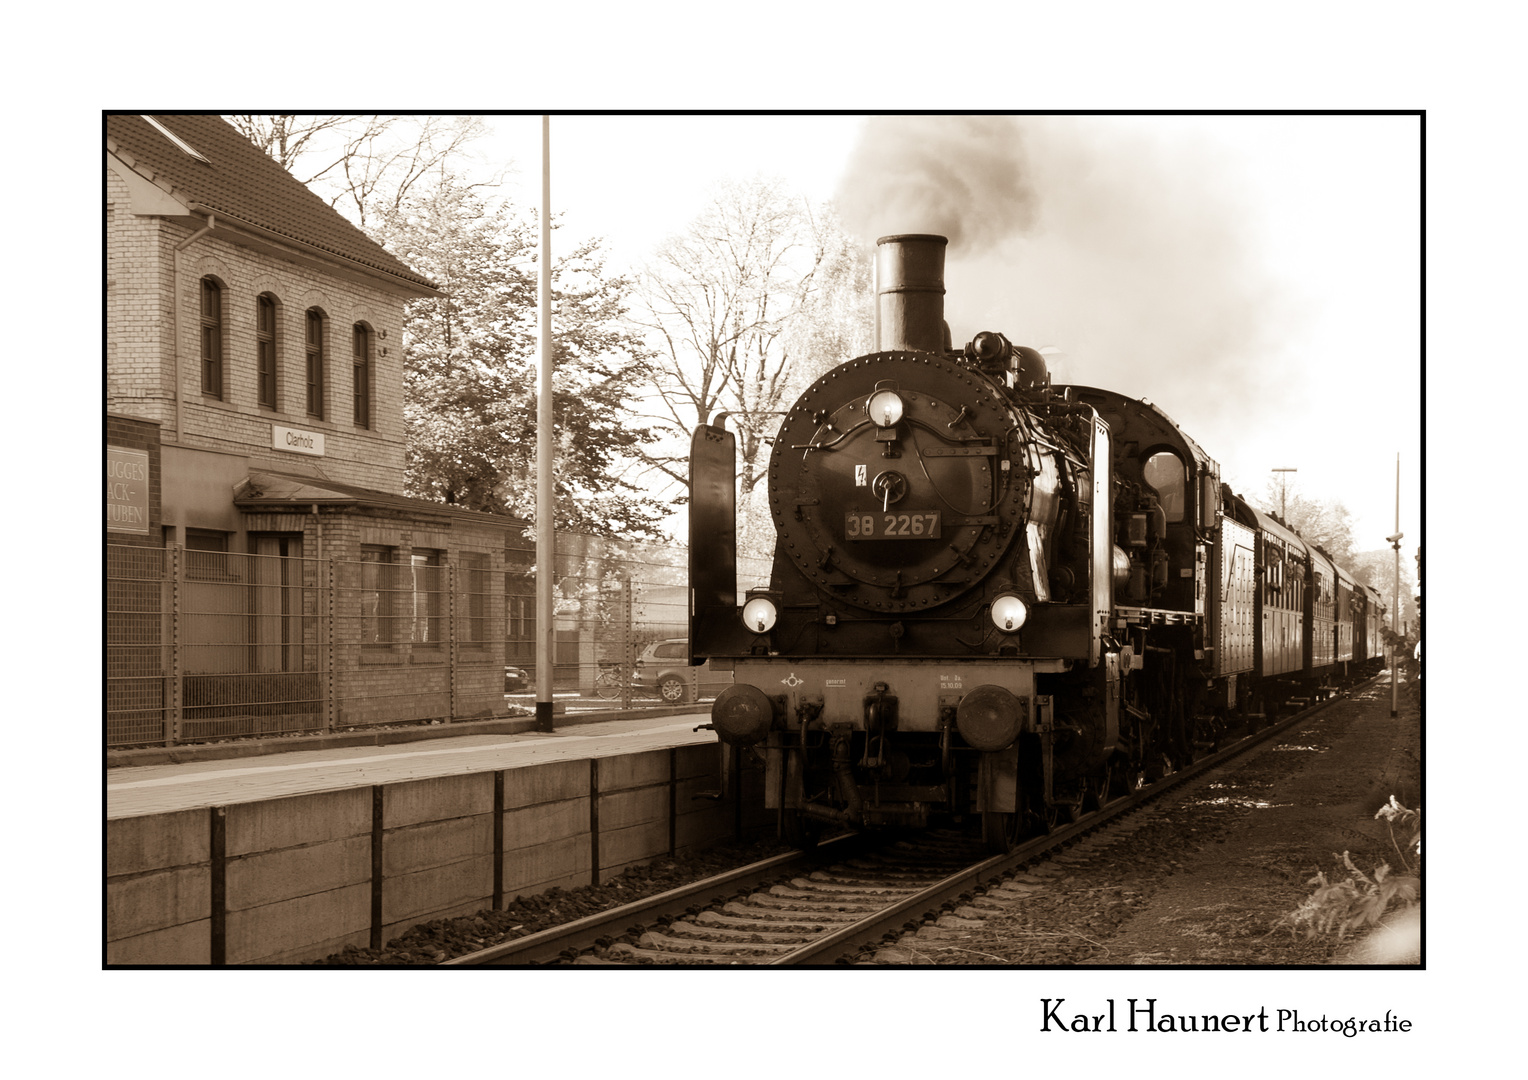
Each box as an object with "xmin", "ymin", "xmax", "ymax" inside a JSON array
[{"xmin": 106, "ymin": 706, "xmax": 704, "ymax": 769}]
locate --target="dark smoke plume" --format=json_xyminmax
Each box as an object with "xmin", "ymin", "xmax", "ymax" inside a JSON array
[
  {"xmin": 835, "ymin": 116, "xmax": 1039, "ymax": 251},
  {"xmin": 834, "ymin": 116, "xmax": 1301, "ymax": 479}
]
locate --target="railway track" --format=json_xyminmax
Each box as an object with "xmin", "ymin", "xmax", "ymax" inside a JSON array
[{"xmin": 448, "ymin": 681, "xmax": 1370, "ymax": 967}]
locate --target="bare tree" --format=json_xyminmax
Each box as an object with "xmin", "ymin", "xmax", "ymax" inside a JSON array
[
  {"xmin": 635, "ymin": 177, "xmax": 871, "ymax": 505},
  {"xmin": 223, "ymin": 114, "xmax": 490, "ymax": 227},
  {"xmin": 225, "ymin": 114, "xmax": 376, "ymax": 178}
]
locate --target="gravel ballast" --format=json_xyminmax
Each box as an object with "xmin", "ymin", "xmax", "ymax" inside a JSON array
[{"xmin": 871, "ymin": 670, "xmax": 1421, "ymax": 966}]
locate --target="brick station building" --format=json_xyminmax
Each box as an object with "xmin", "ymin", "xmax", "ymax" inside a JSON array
[{"xmin": 106, "ymin": 114, "xmax": 532, "ymax": 745}]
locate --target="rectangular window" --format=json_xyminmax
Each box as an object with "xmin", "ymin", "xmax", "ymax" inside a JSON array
[
  {"xmin": 462, "ymin": 552, "xmax": 488, "ymax": 646},
  {"xmin": 200, "ymin": 279, "xmax": 222, "ymax": 398},
  {"xmin": 360, "ymin": 545, "xmax": 397, "ymax": 645},
  {"xmin": 257, "ymin": 296, "xmax": 277, "ymax": 409},
  {"xmin": 306, "ymin": 310, "xmax": 325, "ymax": 419},
  {"xmin": 185, "ymin": 528, "xmax": 230, "ymax": 582},
  {"xmin": 410, "ymin": 550, "xmax": 444, "ymax": 647},
  {"xmin": 353, "ymin": 325, "xmax": 371, "ymax": 429},
  {"xmin": 249, "ymin": 533, "xmax": 303, "ymax": 674},
  {"xmin": 505, "ymin": 573, "xmax": 535, "ymax": 663}
]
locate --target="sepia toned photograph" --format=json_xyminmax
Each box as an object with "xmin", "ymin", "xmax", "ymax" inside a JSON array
[{"xmin": 106, "ymin": 112, "xmax": 1421, "ymax": 977}]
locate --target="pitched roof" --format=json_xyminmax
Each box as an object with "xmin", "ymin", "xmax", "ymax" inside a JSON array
[
  {"xmin": 235, "ymin": 470, "xmax": 531, "ymax": 531},
  {"xmin": 105, "ymin": 114, "xmax": 437, "ymax": 294}
]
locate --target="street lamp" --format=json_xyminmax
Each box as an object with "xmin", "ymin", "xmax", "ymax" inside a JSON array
[{"xmin": 1271, "ymin": 467, "xmax": 1297, "ymax": 520}]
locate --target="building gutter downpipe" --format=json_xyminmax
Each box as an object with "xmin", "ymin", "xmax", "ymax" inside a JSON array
[{"xmin": 176, "ymin": 211, "xmax": 217, "ymax": 252}]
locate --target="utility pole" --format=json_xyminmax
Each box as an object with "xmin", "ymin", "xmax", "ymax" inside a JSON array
[
  {"xmin": 1272, "ymin": 467, "xmax": 1297, "ymax": 520},
  {"xmin": 535, "ymin": 116, "xmax": 555, "ymax": 733},
  {"xmin": 1386, "ymin": 453, "xmax": 1403, "ymax": 720}
]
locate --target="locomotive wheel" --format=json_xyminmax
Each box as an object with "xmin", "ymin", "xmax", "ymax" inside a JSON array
[
  {"xmin": 1047, "ymin": 786, "xmax": 1087, "ymax": 827},
  {"xmin": 982, "ymin": 811, "xmax": 1023, "ymax": 854},
  {"xmin": 1125, "ymin": 762, "xmax": 1150, "ymax": 794},
  {"xmin": 1087, "ymin": 762, "xmax": 1115, "ymax": 810}
]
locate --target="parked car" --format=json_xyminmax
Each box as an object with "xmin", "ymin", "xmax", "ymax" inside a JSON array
[
  {"xmin": 504, "ymin": 666, "xmax": 529, "ymax": 693},
  {"xmin": 633, "ymin": 639, "xmax": 732, "ymax": 704}
]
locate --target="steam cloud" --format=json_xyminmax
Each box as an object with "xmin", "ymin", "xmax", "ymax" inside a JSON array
[
  {"xmin": 835, "ymin": 116, "xmax": 1302, "ymax": 486},
  {"xmin": 835, "ymin": 116, "xmax": 1040, "ymax": 251}
]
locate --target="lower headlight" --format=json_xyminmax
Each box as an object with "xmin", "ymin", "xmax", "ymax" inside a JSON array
[
  {"xmin": 710, "ymin": 684, "xmax": 774, "ymax": 746},
  {"xmin": 956, "ymin": 683, "xmax": 1024, "ymax": 752},
  {"xmin": 742, "ymin": 595, "xmax": 779, "ymax": 633},
  {"xmin": 990, "ymin": 593, "xmax": 1028, "ymax": 633}
]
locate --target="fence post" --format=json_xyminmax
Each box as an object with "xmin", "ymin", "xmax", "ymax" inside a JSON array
[
  {"xmin": 168, "ymin": 544, "xmax": 182, "ymax": 747},
  {"xmin": 447, "ymin": 563, "xmax": 458, "ymax": 722},
  {"xmin": 622, "ymin": 576, "xmax": 633, "ymax": 710},
  {"xmin": 324, "ymin": 557, "xmax": 335, "ymax": 735}
]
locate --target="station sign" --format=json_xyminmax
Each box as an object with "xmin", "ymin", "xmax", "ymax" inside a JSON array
[
  {"xmin": 107, "ymin": 445, "xmax": 151, "ymax": 534},
  {"xmin": 272, "ymin": 425, "xmax": 325, "ymax": 456}
]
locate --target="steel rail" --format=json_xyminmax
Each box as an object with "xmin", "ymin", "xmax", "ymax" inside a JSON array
[
  {"xmin": 449, "ymin": 678, "xmax": 1371, "ymax": 967},
  {"xmin": 771, "ymin": 681, "xmax": 1369, "ymax": 965},
  {"xmin": 444, "ymin": 834, "xmax": 864, "ymax": 966}
]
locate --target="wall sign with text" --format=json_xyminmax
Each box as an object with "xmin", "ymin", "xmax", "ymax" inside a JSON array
[
  {"xmin": 272, "ymin": 425, "xmax": 325, "ymax": 456},
  {"xmin": 107, "ymin": 446, "xmax": 151, "ymax": 533}
]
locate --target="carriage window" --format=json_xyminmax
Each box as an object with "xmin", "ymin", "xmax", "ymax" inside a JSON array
[{"xmin": 1143, "ymin": 451, "xmax": 1185, "ymax": 522}]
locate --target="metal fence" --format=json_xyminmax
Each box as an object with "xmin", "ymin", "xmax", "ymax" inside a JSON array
[
  {"xmin": 520, "ymin": 533, "xmax": 769, "ymax": 710},
  {"xmin": 106, "ymin": 539, "xmax": 771, "ymax": 748}
]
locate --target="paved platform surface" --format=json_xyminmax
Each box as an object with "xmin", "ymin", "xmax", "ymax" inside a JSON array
[{"xmin": 107, "ymin": 713, "xmax": 719, "ymax": 820}]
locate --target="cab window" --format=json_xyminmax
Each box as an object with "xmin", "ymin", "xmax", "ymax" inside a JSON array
[{"xmin": 1143, "ymin": 451, "xmax": 1186, "ymax": 522}]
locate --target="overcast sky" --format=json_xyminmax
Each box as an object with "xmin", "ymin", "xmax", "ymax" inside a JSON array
[{"xmin": 477, "ymin": 113, "xmax": 1421, "ymax": 563}]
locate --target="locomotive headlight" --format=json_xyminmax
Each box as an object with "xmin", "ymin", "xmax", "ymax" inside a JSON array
[
  {"xmin": 866, "ymin": 389, "xmax": 905, "ymax": 428},
  {"xmin": 990, "ymin": 593, "xmax": 1028, "ymax": 633},
  {"xmin": 742, "ymin": 593, "xmax": 779, "ymax": 634}
]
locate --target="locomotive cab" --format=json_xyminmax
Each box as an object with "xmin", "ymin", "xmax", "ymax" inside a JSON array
[{"xmin": 1064, "ymin": 387, "xmax": 1220, "ymax": 620}]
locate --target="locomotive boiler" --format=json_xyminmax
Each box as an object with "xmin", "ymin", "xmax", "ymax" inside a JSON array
[{"xmin": 688, "ymin": 233, "xmax": 1382, "ymax": 850}]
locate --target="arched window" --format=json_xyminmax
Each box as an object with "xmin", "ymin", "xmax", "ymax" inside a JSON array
[
  {"xmin": 200, "ymin": 277, "xmax": 223, "ymax": 398},
  {"xmin": 1143, "ymin": 451, "xmax": 1185, "ymax": 523},
  {"xmin": 305, "ymin": 309, "xmax": 325, "ymax": 419},
  {"xmin": 256, "ymin": 295, "xmax": 278, "ymax": 409},
  {"xmin": 352, "ymin": 324, "xmax": 371, "ymax": 428}
]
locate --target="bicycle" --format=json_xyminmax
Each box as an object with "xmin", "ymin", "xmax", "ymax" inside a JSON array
[{"xmin": 594, "ymin": 664, "xmax": 632, "ymax": 701}]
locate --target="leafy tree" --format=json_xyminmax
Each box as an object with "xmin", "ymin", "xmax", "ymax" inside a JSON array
[
  {"xmin": 1251, "ymin": 479, "xmax": 1417, "ymax": 630},
  {"xmin": 1252, "ymin": 479, "xmax": 1357, "ymax": 568},
  {"xmin": 229, "ymin": 116, "xmax": 661, "ymax": 539},
  {"xmin": 1349, "ymin": 548, "xmax": 1417, "ymax": 634},
  {"xmin": 368, "ymin": 178, "xmax": 667, "ymax": 539}
]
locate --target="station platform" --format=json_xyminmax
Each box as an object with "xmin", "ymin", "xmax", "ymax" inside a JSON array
[
  {"xmin": 107, "ymin": 710, "xmax": 720, "ymax": 821},
  {"xmin": 106, "ymin": 705, "xmax": 763, "ymax": 963}
]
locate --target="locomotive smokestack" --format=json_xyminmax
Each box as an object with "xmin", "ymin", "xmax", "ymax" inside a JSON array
[{"xmin": 876, "ymin": 234, "xmax": 948, "ymax": 353}]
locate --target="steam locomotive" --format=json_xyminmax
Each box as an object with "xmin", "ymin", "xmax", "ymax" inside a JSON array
[{"xmin": 689, "ymin": 234, "xmax": 1387, "ymax": 850}]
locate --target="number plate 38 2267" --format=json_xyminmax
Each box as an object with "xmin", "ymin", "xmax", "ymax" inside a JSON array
[{"xmin": 844, "ymin": 511, "xmax": 942, "ymax": 539}]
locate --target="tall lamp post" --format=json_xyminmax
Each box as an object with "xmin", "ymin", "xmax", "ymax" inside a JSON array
[
  {"xmin": 1387, "ymin": 454, "xmax": 1402, "ymax": 719},
  {"xmin": 1272, "ymin": 467, "xmax": 1297, "ymax": 519},
  {"xmin": 535, "ymin": 116, "xmax": 555, "ymax": 733}
]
